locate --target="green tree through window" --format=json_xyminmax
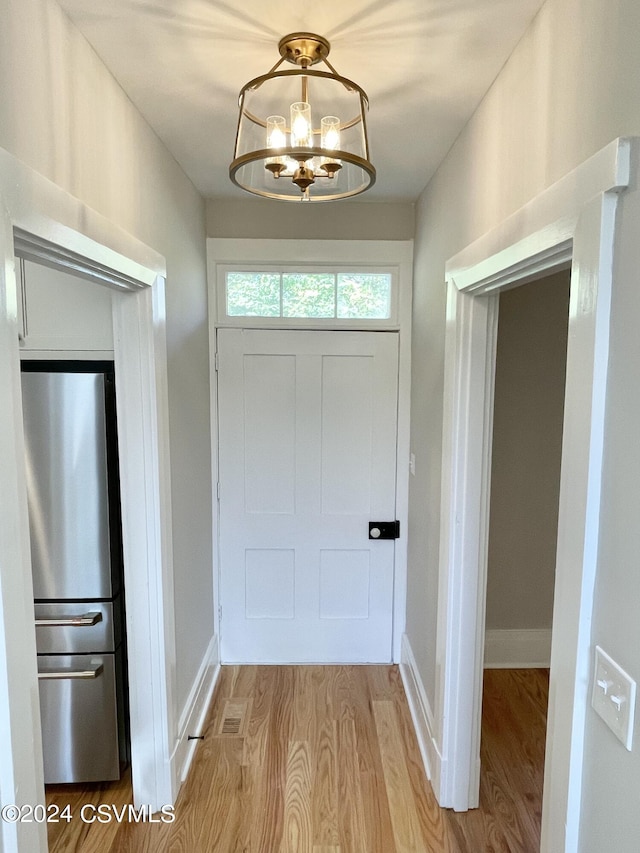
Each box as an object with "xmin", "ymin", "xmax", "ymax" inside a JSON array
[{"xmin": 225, "ymin": 271, "xmax": 392, "ymax": 320}]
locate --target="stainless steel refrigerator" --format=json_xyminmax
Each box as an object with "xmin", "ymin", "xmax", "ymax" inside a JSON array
[{"xmin": 21, "ymin": 363, "xmax": 128, "ymax": 784}]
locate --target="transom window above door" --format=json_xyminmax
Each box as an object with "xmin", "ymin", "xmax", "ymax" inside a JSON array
[{"xmin": 217, "ymin": 265, "xmax": 398, "ymax": 328}]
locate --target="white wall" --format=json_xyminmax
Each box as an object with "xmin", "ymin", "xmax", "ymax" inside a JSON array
[
  {"xmin": 578, "ymin": 157, "xmax": 640, "ymax": 852},
  {"xmin": 407, "ymin": 0, "xmax": 640, "ymax": 846},
  {"xmin": 0, "ymin": 0, "xmax": 213, "ymax": 713}
]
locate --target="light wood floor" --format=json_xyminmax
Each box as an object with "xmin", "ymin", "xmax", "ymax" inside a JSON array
[{"xmin": 46, "ymin": 666, "xmax": 548, "ymax": 852}]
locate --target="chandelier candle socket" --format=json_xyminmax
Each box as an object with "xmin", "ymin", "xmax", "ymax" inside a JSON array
[{"xmin": 229, "ymin": 32, "xmax": 375, "ymax": 201}]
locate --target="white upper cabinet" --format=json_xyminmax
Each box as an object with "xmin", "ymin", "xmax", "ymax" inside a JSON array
[{"xmin": 18, "ymin": 259, "xmax": 114, "ymax": 353}]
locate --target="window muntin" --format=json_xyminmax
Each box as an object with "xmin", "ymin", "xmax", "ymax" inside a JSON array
[{"xmin": 222, "ymin": 268, "xmax": 394, "ymax": 322}]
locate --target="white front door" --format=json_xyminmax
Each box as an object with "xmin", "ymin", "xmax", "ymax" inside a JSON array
[{"xmin": 217, "ymin": 328, "xmax": 399, "ymax": 663}]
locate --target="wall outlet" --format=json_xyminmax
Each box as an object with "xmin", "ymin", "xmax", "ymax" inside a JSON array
[{"xmin": 591, "ymin": 645, "xmax": 636, "ymax": 751}]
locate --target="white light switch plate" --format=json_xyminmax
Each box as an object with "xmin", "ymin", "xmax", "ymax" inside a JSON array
[{"xmin": 591, "ymin": 645, "xmax": 636, "ymax": 751}]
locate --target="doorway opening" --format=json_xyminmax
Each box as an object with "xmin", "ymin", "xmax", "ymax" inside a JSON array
[
  {"xmin": 9, "ymin": 235, "xmax": 176, "ymax": 811},
  {"xmin": 485, "ymin": 271, "xmax": 570, "ymax": 669},
  {"xmin": 480, "ymin": 270, "xmax": 571, "ymax": 842}
]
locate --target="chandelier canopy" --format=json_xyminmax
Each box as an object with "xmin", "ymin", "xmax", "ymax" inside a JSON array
[{"xmin": 229, "ymin": 33, "xmax": 375, "ymax": 202}]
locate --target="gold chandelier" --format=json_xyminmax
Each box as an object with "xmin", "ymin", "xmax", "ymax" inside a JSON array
[{"xmin": 229, "ymin": 33, "xmax": 375, "ymax": 202}]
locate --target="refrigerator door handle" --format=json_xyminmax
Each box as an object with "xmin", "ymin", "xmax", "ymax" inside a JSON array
[
  {"xmin": 38, "ymin": 664, "xmax": 104, "ymax": 681},
  {"xmin": 35, "ymin": 611, "xmax": 103, "ymax": 628}
]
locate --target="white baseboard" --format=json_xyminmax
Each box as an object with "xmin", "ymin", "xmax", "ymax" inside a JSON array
[
  {"xmin": 483, "ymin": 628, "xmax": 551, "ymax": 668},
  {"xmin": 172, "ymin": 634, "xmax": 221, "ymax": 786},
  {"xmin": 399, "ymin": 633, "xmax": 442, "ymax": 791}
]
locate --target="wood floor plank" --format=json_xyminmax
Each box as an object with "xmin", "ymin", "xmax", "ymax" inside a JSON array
[
  {"xmin": 337, "ymin": 709, "xmax": 368, "ymax": 853},
  {"xmin": 391, "ymin": 676, "xmax": 452, "ymax": 852},
  {"xmin": 281, "ymin": 740, "xmax": 313, "ymax": 852},
  {"xmin": 46, "ymin": 665, "xmax": 548, "ymax": 853},
  {"xmin": 253, "ymin": 665, "xmax": 294, "ymax": 852},
  {"xmin": 242, "ymin": 663, "xmax": 273, "ymax": 771},
  {"xmin": 195, "ymin": 738, "xmax": 244, "ymax": 852},
  {"xmin": 292, "ymin": 666, "xmax": 317, "ymax": 743},
  {"xmin": 227, "ymin": 663, "xmax": 258, "ymax": 698},
  {"xmin": 311, "ymin": 719, "xmax": 339, "ymax": 849},
  {"xmin": 352, "ymin": 668, "xmax": 396, "ymax": 853},
  {"xmin": 103, "ymin": 810, "xmax": 172, "ymax": 853},
  {"xmin": 373, "ymin": 699, "xmax": 426, "ymax": 853},
  {"xmin": 366, "ymin": 663, "xmax": 399, "ymax": 700},
  {"xmin": 446, "ymin": 668, "xmax": 548, "ymax": 852},
  {"xmin": 237, "ymin": 666, "xmax": 273, "ymax": 853},
  {"xmin": 312, "ymin": 665, "xmax": 337, "ymax": 720},
  {"xmin": 46, "ymin": 785, "xmax": 95, "ymax": 853}
]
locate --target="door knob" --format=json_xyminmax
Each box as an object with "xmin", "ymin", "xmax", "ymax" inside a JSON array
[{"xmin": 370, "ymin": 527, "xmax": 381, "ymax": 539}]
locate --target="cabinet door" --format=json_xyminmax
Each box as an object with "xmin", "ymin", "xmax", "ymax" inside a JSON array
[{"xmin": 19, "ymin": 259, "xmax": 114, "ymax": 352}]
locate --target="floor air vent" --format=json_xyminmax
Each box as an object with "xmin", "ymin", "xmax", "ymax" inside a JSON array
[
  {"xmin": 221, "ymin": 716, "xmax": 242, "ymax": 735},
  {"xmin": 216, "ymin": 699, "xmax": 251, "ymax": 737}
]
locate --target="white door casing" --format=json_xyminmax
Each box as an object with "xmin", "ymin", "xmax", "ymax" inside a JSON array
[
  {"xmin": 207, "ymin": 238, "xmax": 414, "ymax": 664},
  {"xmin": 0, "ymin": 148, "xmax": 177, "ymax": 853},
  {"xmin": 217, "ymin": 328, "xmax": 399, "ymax": 663},
  {"xmin": 435, "ymin": 138, "xmax": 631, "ymax": 853}
]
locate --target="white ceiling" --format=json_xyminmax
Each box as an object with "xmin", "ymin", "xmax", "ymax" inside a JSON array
[{"xmin": 56, "ymin": 0, "xmax": 544, "ymax": 202}]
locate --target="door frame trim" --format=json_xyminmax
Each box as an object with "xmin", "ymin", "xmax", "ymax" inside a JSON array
[
  {"xmin": 207, "ymin": 238, "xmax": 413, "ymax": 662},
  {"xmin": 435, "ymin": 137, "xmax": 631, "ymax": 852},
  {"xmin": 0, "ymin": 147, "xmax": 177, "ymax": 852}
]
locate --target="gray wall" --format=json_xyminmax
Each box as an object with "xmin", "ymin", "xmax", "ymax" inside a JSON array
[
  {"xmin": 0, "ymin": 0, "xmax": 213, "ymax": 713},
  {"xmin": 407, "ymin": 0, "xmax": 640, "ymax": 847},
  {"xmin": 207, "ymin": 198, "xmax": 415, "ymax": 240},
  {"xmin": 486, "ymin": 271, "xmax": 570, "ymax": 631}
]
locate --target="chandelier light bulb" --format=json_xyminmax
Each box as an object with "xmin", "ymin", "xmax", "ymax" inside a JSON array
[
  {"xmin": 321, "ymin": 116, "xmax": 340, "ymax": 150},
  {"xmin": 290, "ymin": 102, "xmax": 312, "ymax": 148},
  {"xmin": 321, "ymin": 115, "xmax": 342, "ymax": 178},
  {"xmin": 266, "ymin": 115, "xmax": 287, "ymax": 149},
  {"xmin": 265, "ymin": 115, "xmax": 288, "ymax": 177}
]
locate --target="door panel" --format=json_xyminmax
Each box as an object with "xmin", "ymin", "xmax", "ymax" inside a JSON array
[
  {"xmin": 217, "ymin": 329, "xmax": 398, "ymax": 663},
  {"xmin": 243, "ymin": 354, "xmax": 296, "ymax": 514},
  {"xmin": 321, "ymin": 354, "xmax": 373, "ymax": 514}
]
